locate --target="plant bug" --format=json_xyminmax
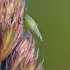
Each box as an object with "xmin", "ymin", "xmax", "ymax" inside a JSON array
[{"xmin": 24, "ymin": 14, "xmax": 47, "ymax": 54}]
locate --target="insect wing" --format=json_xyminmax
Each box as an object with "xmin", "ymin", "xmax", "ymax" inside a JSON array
[{"xmin": 25, "ymin": 14, "xmax": 36, "ymax": 31}]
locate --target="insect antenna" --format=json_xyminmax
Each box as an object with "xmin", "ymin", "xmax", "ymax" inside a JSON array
[
  {"xmin": 34, "ymin": 38, "xmax": 47, "ymax": 55},
  {"xmin": 41, "ymin": 40, "xmax": 47, "ymax": 55}
]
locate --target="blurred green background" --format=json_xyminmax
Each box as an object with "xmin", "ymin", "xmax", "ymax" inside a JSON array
[{"xmin": 26, "ymin": 0, "xmax": 70, "ymax": 70}]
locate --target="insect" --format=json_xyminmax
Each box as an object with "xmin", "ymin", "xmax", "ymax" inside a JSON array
[{"xmin": 24, "ymin": 14, "xmax": 47, "ymax": 54}]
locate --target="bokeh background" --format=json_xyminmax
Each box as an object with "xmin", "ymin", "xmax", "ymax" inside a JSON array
[{"xmin": 26, "ymin": 0, "xmax": 70, "ymax": 70}]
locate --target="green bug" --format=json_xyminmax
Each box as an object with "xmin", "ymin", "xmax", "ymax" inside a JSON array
[{"xmin": 24, "ymin": 14, "xmax": 47, "ymax": 53}]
